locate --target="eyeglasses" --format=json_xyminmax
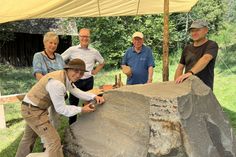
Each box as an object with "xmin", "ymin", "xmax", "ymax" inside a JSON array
[{"xmin": 79, "ymin": 35, "xmax": 90, "ymax": 38}]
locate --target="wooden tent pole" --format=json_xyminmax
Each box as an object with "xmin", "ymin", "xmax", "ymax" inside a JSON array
[{"xmin": 162, "ymin": 0, "xmax": 169, "ymax": 81}]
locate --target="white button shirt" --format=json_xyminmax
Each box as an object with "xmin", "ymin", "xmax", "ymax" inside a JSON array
[
  {"xmin": 61, "ymin": 45, "xmax": 104, "ymax": 79},
  {"xmin": 23, "ymin": 75, "xmax": 96, "ymax": 117}
]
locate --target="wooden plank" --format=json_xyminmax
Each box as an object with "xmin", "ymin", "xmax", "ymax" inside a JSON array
[
  {"xmin": 0, "ymin": 93, "xmax": 6, "ymax": 129},
  {"xmin": 0, "ymin": 93, "xmax": 26, "ymax": 104},
  {"xmin": 0, "ymin": 104, "xmax": 6, "ymax": 129},
  {"xmin": 0, "ymin": 89, "xmax": 105, "ymax": 104},
  {"xmin": 0, "ymin": 88, "xmax": 105, "ymax": 129}
]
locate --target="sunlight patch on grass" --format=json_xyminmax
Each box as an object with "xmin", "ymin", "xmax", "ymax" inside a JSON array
[{"xmin": 214, "ymin": 73, "xmax": 236, "ymax": 111}]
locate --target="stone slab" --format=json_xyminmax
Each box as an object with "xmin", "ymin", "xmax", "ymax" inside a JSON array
[{"xmin": 64, "ymin": 76, "xmax": 236, "ymax": 157}]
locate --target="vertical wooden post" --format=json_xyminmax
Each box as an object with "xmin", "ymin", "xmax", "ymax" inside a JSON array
[
  {"xmin": 0, "ymin": 92, "xmax": 6, "ymax": 129},
  {"xmin": 114, "ymin": 75, "xmax": 118, "ymax": 87},
  {"xmin": 118, "ymin": 73, "xmax": 123, "ymax": 87},
  {"xmin": 162, "ymin": 0, "xmax": 169, "ymax": 81}
]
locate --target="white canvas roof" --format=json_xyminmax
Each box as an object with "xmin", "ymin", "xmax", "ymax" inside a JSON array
[{"xmin": 0, "ymin": 0, "xmax": 198, "ymax": 23}]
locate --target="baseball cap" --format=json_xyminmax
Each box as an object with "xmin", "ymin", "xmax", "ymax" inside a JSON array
[
  {"xmin": 132, "ymin": 32, "xmax": 144, "ymax": 39},
  {"xmin": 189, "ymin": 19, "xmax": 208, "ymax": 30},
  {"xmin": 64, "ymin": 59, "xmax": 88, "ymax": 72}
]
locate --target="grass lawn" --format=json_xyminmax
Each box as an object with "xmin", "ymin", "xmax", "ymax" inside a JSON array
[
  {"xmin": 0, "ymin": 62, "xmax": 236, "ymax": 157},
  {"xmin": 214, "ymin": 73, "xmax": 236, "ymax": 129}
]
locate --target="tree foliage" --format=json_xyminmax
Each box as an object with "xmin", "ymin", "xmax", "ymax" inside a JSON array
[
  {"xmin": 75, "ymin": 15, "xmax": 181, "ymax": 67},
  {"xmin": 189, "ymin": 0, "xmax": 224, "ymax": 32},
  {"xmin": 73, "ymin": 0, "xmax": 224, "ymax": 68},
  {"xmin": 223, "ymin": 0, "xmax": 236, "ymax": 22},
  {"xmin": 0, "ymin": 0, "xmax": 226, "ymax": 67}
]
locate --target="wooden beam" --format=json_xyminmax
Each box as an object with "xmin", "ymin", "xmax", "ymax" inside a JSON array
[
  {"xmin": 0, "ymin": 105, "xmax": 6, "ymax": 129},
  {"xmin": 0, "ymin": 93, "xmax": 25, "ymax": 129},
  {"xmin": 162, "ymin": 0, "xmax": 169, "ymax": 81},
  {"xmin": 0, "ymin": 93, "xmax": 26, "ymax": 104}
]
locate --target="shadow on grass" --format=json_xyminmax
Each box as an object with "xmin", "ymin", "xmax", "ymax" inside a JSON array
[
  {"xmin": 6, "ymin": 118, "xmax": 24, "ymax": 128},
  {"xmin": 0, "ymin": 132, "xmax": 23, "ymax": 157},
  {"xmin": 222, "ymin": 107, "xmax": 236, "ymax": 132},
  {"xmin": 0, "ymin": 129, "xmax": 45, "ymax": 157},
  {"xmin": 0, "ymin": 116, "xmax": 69, "ymax": 157}
]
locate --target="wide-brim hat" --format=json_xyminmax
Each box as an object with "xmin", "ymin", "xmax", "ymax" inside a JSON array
[{"xmin": 64, "ymin": 59, "xmax": 88, "ymax": 72}]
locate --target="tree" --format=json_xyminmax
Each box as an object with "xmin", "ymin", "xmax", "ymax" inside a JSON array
[
  {"xmin": 223, "ymin": 0, "xmax": 236, "ymax": 22},
  {"xmin": 189, "ymin": 0, "xmax": 224, "ymax": 32},
  {"xmin": 72, "ymin": 0, "xmax": 225, "ymax": 68},
  {"xmin": 75, "ymin": 15, "xmax": 180, "ymax": 68}
]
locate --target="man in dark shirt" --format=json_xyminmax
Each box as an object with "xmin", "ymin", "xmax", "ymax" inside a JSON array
[{"xmin": 174, "ymin": 19, "xmax": 218, "ymax": 90}]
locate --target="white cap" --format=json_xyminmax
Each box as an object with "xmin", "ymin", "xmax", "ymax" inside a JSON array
[{"xmin": 132, "ymin": 32, "xmax": 144, "ymax": 39}]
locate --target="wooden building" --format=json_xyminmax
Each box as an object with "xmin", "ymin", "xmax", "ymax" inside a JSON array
[{"xmin": 0, "ymin": 33, "xmax": 71, "ymax": 66}]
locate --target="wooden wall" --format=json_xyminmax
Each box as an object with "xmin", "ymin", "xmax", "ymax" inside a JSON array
[{"xmin": 0, "ymin": 33, "xmax": 72, "ymax": 66}]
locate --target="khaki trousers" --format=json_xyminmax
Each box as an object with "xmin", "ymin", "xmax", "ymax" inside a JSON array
[
  {"xmin": 48, "ymin": 105, "xmax": 60, "ymax": 129},
  {"xmin": 15, "ymin": 104, "xmax": 63, "ymax": 157},
  {"xmin": 40, "ymin": 106, "xmax": 61, "ymax": 145}
]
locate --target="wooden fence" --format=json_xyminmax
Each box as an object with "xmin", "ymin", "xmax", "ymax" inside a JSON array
[{"xmin": 0, "ymin": 93, "xmax": 25, "ymax": 129}]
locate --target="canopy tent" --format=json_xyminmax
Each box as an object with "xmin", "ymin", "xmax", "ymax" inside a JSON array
[
  {"xmin": 0, "ymin": 0, "xmax": 198, "ymax": 24},
  {"xmin": 1, "ymin": 0, "xmax": 200, "ymax": 129},
  {"xmin": 0, "ymin": 0, "xmax": 198, "ymax": 81}
]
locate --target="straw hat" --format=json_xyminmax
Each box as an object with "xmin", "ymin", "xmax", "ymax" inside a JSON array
[{"xmin": 122, "ymin": 65, "xmax": 132, "ymax": 78}]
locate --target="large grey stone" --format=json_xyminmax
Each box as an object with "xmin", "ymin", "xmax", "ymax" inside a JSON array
[{"xmin": 64, "ymin": 76, "xmax": 236, "ymax": 157}]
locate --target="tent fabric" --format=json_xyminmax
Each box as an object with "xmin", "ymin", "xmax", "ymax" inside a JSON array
[{"xmin": 0, "ymin": 0, "xmax": 198, "ymax": 24}]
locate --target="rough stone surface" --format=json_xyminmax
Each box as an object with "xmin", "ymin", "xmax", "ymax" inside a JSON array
[{"xmin": 64, "ymin": 76, "xmax": 236, "ymax": 157}]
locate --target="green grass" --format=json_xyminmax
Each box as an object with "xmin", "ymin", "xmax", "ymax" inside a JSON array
[
  {"xmin": 0, "ymin": 56, "xmax": 236, "ymax": 157},
  {"xmin": 0, "ymin": 103, "xmax": 23, "ymax": 157},
  {"xmin": 214, "ymin": 73, "xmax": 236, "ymax": 129},
  {"xmin": 0, "ymin": 64, "xmax": 36, "ymax": 95},
  {"xmin": 0, "ymin": 102, "xmax": 69, "ymax": 157}
]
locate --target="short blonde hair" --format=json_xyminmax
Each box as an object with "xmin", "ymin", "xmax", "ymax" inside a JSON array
[
  {"xmin": 79, "ymin": 28, "xmax": 90, "ymax": 36},
  {"xmin": 43, "ymin": 32, "xmax": 59, "ymax": 44}
]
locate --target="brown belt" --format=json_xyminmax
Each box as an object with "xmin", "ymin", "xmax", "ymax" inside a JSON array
[{"xmin": 22, "ymin": 101, "xmax": 40, "ymax": 109}]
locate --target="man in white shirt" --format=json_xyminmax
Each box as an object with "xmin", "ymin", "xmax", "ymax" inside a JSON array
[
  {"xmin": 15, "ymin": 59, "xmax": 105, "ymax": 157},
  {"xmin": 61, "ymin": 28, "xmax": 105, "ymax": 124}
]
